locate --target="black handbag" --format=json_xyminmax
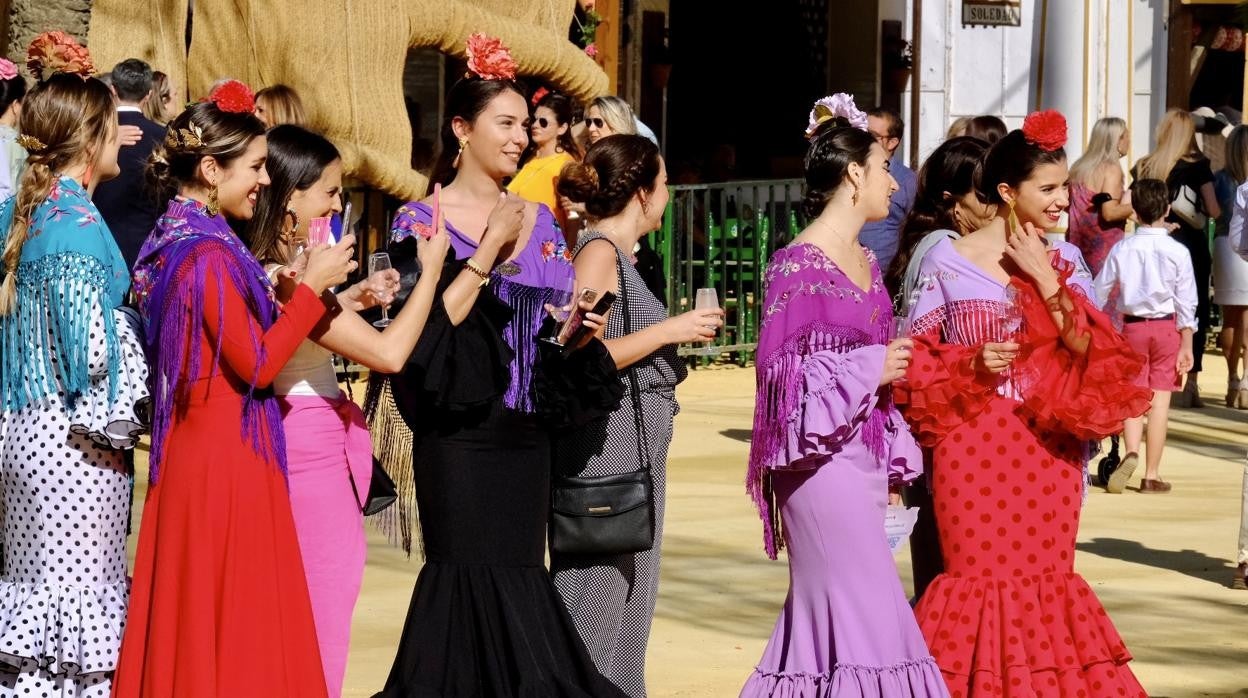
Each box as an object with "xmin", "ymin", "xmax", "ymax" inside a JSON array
[
  {"xmin": 549, "ymin": 242, "xmax": 655, "ymax": 556},
  {"xmin": 363, "ymin": 457, "xmax": 399, "ymax": 517}
]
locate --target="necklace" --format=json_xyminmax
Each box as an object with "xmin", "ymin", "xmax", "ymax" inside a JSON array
[{"xmin": 813, "ymin": 220, "xmax": 867, "ymax": 270}]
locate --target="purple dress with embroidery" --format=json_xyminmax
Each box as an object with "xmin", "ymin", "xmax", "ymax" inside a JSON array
[{"xmin": 742, "ymin": 243, "xmax": 948, "ymax": 697}]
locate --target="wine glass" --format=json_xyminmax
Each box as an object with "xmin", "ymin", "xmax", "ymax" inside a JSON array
[
  {"xmin": 695, "ymin": 287, "xmax": 721, "ymax": 357},
  {"xmin": 997, "ymin": 285, "xmax": 1023, "ymax": 342},
  {"xmin": 370, "ymin": 252, "xmax": 393, "ymax": 328},
  {"xmin": 543, "ymin": 277, "xmax": 577, "ymax": 344}
]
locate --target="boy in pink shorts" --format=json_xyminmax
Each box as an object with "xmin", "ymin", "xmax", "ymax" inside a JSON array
[{"xmin": 1093, "ymin": 178, "xmax": 1197, "ymax": 493}]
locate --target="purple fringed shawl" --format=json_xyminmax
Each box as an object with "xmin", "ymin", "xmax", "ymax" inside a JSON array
[
  {"xmin": 131, "ymin": 197, "xmax": 285, "ymax": 483},
  {"xmin": 748, "ymin": 243, "xmax": 896, "ymax": 559}
]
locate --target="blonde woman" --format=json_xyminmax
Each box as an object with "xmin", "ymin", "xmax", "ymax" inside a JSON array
[
  {"xmin": 584, "ymin": 95, "xmax": 658, "ymax": 146},
  {"xmin": 142, "ymin": 70, "xmax": 175, "ymax": 124},
  {"xmin": 1068, "ymin": 117, "xmax": 1133, "ymax": 275},
  {"xmin": 255, "ymin": 84, "xmax": 308, "ymax": 128},
  {"xmin": 1135, "ymin": 108, "xmax": 1220, "ymax": 407}
]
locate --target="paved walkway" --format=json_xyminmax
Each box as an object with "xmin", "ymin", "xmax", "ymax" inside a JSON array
[{"xmin": 133, "ymin": 361, "xmax": 1248, "ymax": 697}]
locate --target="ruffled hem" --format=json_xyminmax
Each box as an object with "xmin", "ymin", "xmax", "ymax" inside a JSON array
[
  {"xmin": 1011, "ymin": 277, "xmax": 1151, "ymax": 441},
  {"xmin": 783, "ymin": 347, "xmax": 886, "ymax": 469},
  {"xmin": 741, "ymin": 657, "xmax": 950, "ymax": 697},
  {"xmin": 0, "ymin": 579, "xmax": 127, "ymax": 677},
  {"xmin": 915, "ymin": 572, "xmax": 1145, "ymax": 697},
  {"xmin": 66, "ymin": 307, "xmax": 151, "ymax": 450},
  {"xmin": 532, "ymin": 334, "xmax": 624, "ymax": 430},
  {"xmin": 886, "ymin": 411, "xmax": 923, "ymax": 486},
  {"xmin": 894, "ymin": 336, "xmax": 997, "ymax": 448}
]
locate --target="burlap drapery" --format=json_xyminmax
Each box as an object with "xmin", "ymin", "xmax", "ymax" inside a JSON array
[{"xmin": 86, "ymin": 0, "xmax": 608, "ymax": 200}]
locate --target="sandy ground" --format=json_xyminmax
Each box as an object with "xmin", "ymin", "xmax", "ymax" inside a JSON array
[{"xmin": 130, "ymin": 360, "xmax": 1248, "ymax": 697}]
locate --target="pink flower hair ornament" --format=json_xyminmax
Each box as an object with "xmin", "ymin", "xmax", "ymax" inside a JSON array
[
  {"xmin": 465, "ymin": 33, "xmax": 518, "ymax": 81},
  {"xmin": 805, "ymin": 93, "xmax": 868, "ymax": 140},
  {"xmin": 0, "ymin": 59, "xmax": 18, "ymax": 81},
  {"xmin": 26, "ymin": 30, "xmax": 95, "ymax": 82}
]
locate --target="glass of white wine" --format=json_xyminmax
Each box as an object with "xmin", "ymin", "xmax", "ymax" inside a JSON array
[{"xmin": 370, "ymin": 252, "xmax": 393, "ymax": 328}]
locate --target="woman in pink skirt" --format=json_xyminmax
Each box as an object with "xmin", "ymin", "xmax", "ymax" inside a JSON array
[{"xmin": 242, "ymin": 125, "xmax": 449, "ymax": 696}]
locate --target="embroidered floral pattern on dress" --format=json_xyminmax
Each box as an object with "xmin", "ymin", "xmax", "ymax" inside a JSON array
[
  {"xmin": 540, "ymin": 239, "xmax": 575, "ymax": 264},
  {"xmin": 761, "ymin": 244, "xmax": 883, "ymax": 324}
]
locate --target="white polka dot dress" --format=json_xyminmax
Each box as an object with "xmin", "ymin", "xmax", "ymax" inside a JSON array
[
  {"xmin": 0, "ymin": 307, "xmax": 135, "ymax": 696},
  {"xmin": 550, "ymin": 233, "xmax": 687, "ymax": 698}
]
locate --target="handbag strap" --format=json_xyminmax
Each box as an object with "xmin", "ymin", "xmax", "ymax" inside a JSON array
[{"xmin": 609, "ymin": 239, "xmax": 652, "ymax": 473}]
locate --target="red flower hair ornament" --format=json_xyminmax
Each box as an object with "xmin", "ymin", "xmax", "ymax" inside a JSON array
[
  {"xmin": 1022, "ymin": 110, "xmax": 1067, "ymax": 152},
  {"xmin": 531, "ymin": 86, "xmax": 550, "ymax": 106},
  {"xmin": 207, "ymin": 80, "xmax": 256, "ymax": 114},
  {"xmin": 26, "ymin": 31, "xmax": 95, "ymax": 82},
  {"xmin": 465, "ymin": 33, "xmax": 518, "ymax": 81}
]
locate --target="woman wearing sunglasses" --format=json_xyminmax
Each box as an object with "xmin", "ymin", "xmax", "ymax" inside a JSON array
[{"xmin": 509, "ymin": 90, "xmax": 581, "ymax": 242}]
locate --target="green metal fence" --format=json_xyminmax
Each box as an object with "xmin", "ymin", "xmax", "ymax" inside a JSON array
[{"xmin": 648, "ymin": 179, "xmax": 806, "ymax": 365}]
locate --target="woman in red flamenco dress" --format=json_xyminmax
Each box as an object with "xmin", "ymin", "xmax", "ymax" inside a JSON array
[
  {"xmin": 115, "ymin": 85, "xmax": 357, "ymax": 697},
  {"xmin": 895, "ymin": 111, "xmax": 1153, "ymax": 697}
]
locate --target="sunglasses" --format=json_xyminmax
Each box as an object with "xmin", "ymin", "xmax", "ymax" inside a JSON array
[
  {"xmin": 586, "ymin": 117, "xmax": 606, "ymax": 129},
  {"xmin": 533, "ymin": 117, "xmax": 551, "ymax": 128}
]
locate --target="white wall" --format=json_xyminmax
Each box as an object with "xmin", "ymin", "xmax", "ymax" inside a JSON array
[{"xmin": 906, "ymin": 0, "xmax": 1166, "ymax": 168}]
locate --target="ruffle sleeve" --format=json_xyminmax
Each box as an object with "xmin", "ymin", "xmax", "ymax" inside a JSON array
[
  {"xmin": 66, "ymin": 307, "xmax": 151, "ymax": 450},
  {"xmin": 886, "ymin": 409, "xmax": 923, "ymax": 486},
  {"xmin": 893, "ymin": 334, "xmax": 998, "ymax": 448},
  {"xmin": 388, "ymin": 247, "xmax": 515, "ymax": 422},
  {"xmin": 1012, "ymin": 275, "xmax": 1151, "ymax": 440},
  {"xmin": 779, "ymin": 345, "xmax": 888, "ymax": 470},
  {"xmin": 532, "ymin": 326, "xmax": 625, "ymax": 430}
]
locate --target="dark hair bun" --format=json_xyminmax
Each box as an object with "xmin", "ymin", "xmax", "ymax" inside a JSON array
[{"xmin": 557, "ymin": 161, "xmax": 600, "ymax": 203}]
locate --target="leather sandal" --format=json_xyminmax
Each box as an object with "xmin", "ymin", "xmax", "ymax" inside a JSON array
[{"xmin": 1138, "ymin": 478, "xmax": 1172, "ymax": 493}]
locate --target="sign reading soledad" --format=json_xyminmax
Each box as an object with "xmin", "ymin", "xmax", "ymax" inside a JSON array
[{"xmin": 963, "ymin": 0, "xmax": 1021, "ymax": 27}]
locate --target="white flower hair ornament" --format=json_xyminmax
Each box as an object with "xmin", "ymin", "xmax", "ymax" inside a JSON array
[{"xmin": 805, "ymin": 93, "xmax": 868, "ymax": 140}]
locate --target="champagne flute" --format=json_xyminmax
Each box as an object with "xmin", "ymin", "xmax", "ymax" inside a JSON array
[
  {"xmin": 370, "ymin": 252, "xmax": 393, "ymax": 328},
  {"xmin": 695, "ymin": 287, "xmax": 720, "ymax": 357}
]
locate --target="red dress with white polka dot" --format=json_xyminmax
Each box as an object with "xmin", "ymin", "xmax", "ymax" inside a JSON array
[{"xmin": 896, "ymin": 240, "xmax": 1152, "ymax": 697}]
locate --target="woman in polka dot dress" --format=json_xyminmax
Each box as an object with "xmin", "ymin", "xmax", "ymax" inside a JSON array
[
  {"xmin": 896, "ymin": 112, "xmax": 1153, "ymax": 697},
  {"xmin": 0, "ymin": 60, "xmax": 142, "ymax": 695}
]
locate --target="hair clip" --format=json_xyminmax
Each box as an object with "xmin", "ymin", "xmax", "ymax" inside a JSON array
[
  {"xmin": 17, "ymin": 134, "xmax": 46, "ymax": 153},
  {"xmin": 165, "ymin": 123, "xmax": 204, "ymax": 151}
]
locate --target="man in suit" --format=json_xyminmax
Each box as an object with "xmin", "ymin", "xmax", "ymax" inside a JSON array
[{"xmin": 94, "ymin": 59, "xmax": 164, "ymax": 270}]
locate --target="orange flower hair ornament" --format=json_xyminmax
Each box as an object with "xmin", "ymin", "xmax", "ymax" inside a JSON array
[
  {"xmin": 26, "ymin": 30, "xmax": 95, "ymax": 82},
  {"xmin": 465, "ymin": 33, "xmax": 518, "ymax": 81},
  {"xmin": 1022, "ymin": 110, "xmax": 1067, "ymax": 152},
  {"xmin": 206, "ymin": 80, "xmax": 256, "ymax": 114}
]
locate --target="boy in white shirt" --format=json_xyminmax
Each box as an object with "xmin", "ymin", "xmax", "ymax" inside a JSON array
[{"xmin": 1093, "ymin": 179, "xmax": 1197, "ymax": 494}]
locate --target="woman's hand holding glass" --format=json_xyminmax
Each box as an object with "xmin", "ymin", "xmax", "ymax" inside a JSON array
[
  {"xmin": 659, "ymin": 308, "xmax": 725, "ymax": 345},
  {"xmin": 879, "ymin": 338, "xmax": 913, "ymax": 386}
]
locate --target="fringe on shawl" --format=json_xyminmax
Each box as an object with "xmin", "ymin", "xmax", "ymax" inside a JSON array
[
  {"xmin": 363, "ymin": 372, "xmax": 422, "ymax": 557},
  {"xmin": 1, "ymin": 252, "xmax": 119, "ymax": 413},
  {"xmin": 747, "ymin": 321, "xmax": 888, "ymax": 560}
]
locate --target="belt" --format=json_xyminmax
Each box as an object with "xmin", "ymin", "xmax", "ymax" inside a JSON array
[{"xmin": 1123, "ymin": 313, "xmax": 1174, "ymax": 324}]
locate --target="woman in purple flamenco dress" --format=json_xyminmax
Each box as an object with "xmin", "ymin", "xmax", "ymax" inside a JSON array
[{"xmin": 741, "ymin": 95, "xmax": 949, "ymax": 697}]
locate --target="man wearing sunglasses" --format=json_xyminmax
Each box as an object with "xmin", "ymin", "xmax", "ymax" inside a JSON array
[{"xmin": 858, "ymin": 106, "xmax": 917, "ymax": 274}]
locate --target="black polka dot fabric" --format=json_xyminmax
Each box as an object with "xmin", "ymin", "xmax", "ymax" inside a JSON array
[{"xmin": 0, "ymin": 362, "xmax": 131, "ymax": 694}]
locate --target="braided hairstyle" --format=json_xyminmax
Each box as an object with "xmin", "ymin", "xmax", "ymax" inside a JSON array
[
  {"xmin": 147, "ymin": 100, "xmax": 266, "ymax": 207},
  {"xmin": 0, "ymin": 73, "xmax": 115, "ymax": 315},
  {"xmin": 556, "ymin": 134, "xmax": 660, "ymax": 219}
]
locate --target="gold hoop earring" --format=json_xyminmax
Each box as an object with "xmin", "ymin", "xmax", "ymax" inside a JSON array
[
  {"xmin": 206, "ymin": 184, "xmax": 220, "ymax": 217},
  {"xmin": 453, "ymin": 137, "xmax": 468, "ymax": 168},
  {"xmin": 284, "ymin": 207, "xmax": 300, "ymax": 234}
]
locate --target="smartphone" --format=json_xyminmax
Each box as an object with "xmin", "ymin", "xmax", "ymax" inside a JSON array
[
  {"xmin": 544, "ymin": 288, "xmax": 598, "ymax": 346},
  {"xmin": 560, "ymin": 290, "xmax": 617, "ymax": 356}
]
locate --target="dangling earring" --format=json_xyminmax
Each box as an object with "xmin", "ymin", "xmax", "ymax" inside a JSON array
[
  {"xmin": 284, "ymin": 207, "xmax": 300, "ymax": 235},
  {"xmin": 453, "ymin": 137, "xmax": 468, "ymax": 168},
  {"xmin": 206, "ymin": 183, "xmax": 220, "ymax": 217},
  {"xmin": 1006, "ymin": 201, "xmax": 1019, "ymax": 235},
  {"xmin": 851, "ymin": 184, "xmax": 860, "ymax": 206}
]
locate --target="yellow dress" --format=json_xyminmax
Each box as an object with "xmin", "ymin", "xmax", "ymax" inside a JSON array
[{"xmin": 508, "ymin": 150, "xmax": 577, "ymax": 232}]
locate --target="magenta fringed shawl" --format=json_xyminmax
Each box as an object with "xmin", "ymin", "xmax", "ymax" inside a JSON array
[
  {"xmin": 131, "ymin": 197, "xmax": 285, "ymax": 483},
  {"xmin": 747, "ymin": 243, "xmax": 895, "ymax": 559}
]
